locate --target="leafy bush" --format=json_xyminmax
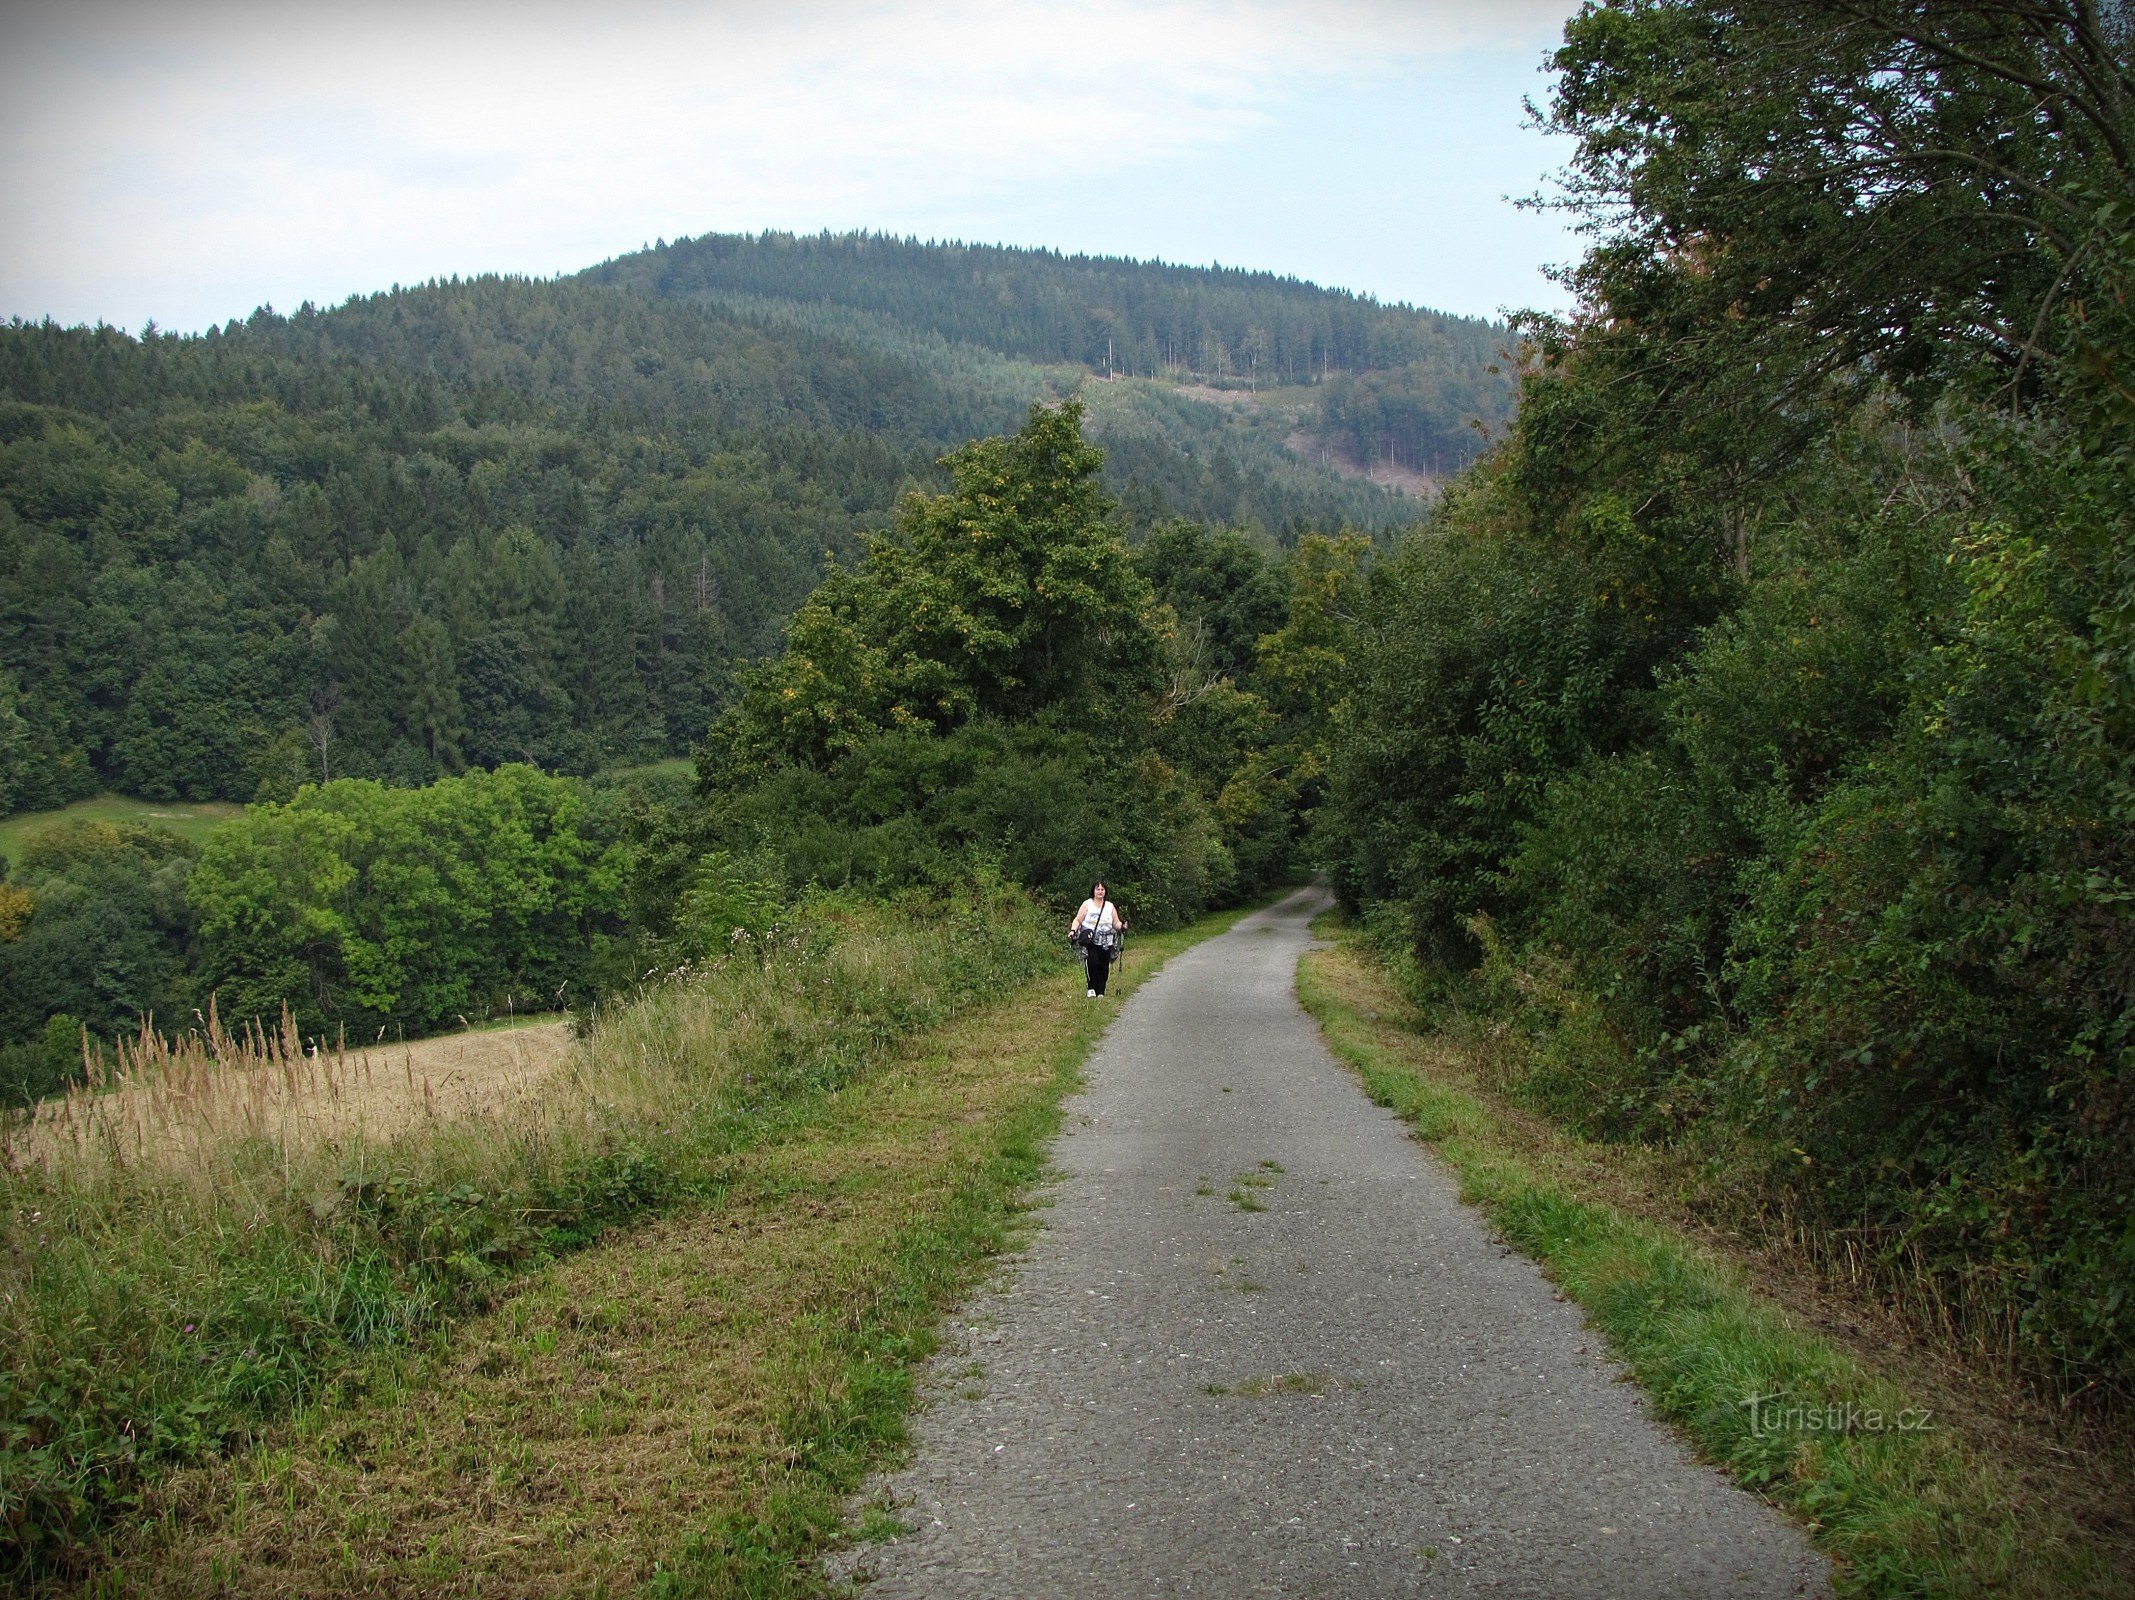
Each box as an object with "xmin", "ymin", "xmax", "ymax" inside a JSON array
[
  {"xmin": 0, "ymin": 822, "xmax": 198, "ymax": 1082},
  {"xmin": 187, "ymin": 764, "xmax": 628, "ymax": 1035},
  {"xmin": 1328, "ymin": 470, "xmax": 1646, "ymax": 962}
]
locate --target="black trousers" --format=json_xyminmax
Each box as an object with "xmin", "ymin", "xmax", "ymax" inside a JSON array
[{"xmin": 1083, "ymin": 945, "xmax": 1113, "ymax": 994}]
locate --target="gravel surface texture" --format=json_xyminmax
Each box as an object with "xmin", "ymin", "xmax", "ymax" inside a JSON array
[{"xmin": 839, "ymin": 887, "xmax": 1830, "ymax": 1597}]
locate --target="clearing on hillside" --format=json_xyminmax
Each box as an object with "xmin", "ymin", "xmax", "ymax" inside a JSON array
[{"xmin": 0, "ymin": 794, "xmax": 244, "ymax": 858}]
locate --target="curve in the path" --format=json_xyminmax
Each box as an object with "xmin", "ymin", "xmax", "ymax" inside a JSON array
[{"xmin": 844, "ymin": 887, "xmax": 1830, "ymax": 1598}]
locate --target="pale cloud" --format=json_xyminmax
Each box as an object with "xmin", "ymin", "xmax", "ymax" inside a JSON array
[{"xmin": 0, "ymin": 1, "xmax": 1579, "ymax": 330}]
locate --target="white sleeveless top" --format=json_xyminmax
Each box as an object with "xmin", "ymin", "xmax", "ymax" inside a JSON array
[{"xmin": 1074, "ymin": 899, "xmax": 1119, "ymax": 933}]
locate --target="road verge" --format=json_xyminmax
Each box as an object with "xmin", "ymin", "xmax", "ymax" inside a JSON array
[
  {"xmin": 73, "ymin": 901, "xmax": 1259, "ymax": 1597},
  {"xmin": 1298, "ymin": 919, "xmax": 2130, "ymax": 1600}
]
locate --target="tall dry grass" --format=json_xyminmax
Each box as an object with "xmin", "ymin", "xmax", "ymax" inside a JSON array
[
  {"xmin": 15, "ymin": 1003, "xmax": 389, "ymax": 1171},
  {"xmin": 0, "ymin": 881, "xmax": 1055, "ymax": 1585},
  {"xmin": 10, "ymin": 1003, "xmax": 575, "ymax": 1176}
]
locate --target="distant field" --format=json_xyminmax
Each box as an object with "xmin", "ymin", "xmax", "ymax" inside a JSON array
[
  {"xmin": 0, "ymin": 793, "xmax": 245, "ymax": 859},
  {"xmin": 8, "ymin": 1015, "xmax": 574, "ymax": 1170}
]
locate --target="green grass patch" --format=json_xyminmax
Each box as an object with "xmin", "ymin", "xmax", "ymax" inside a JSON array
[
  {"xmin": 1226, "ymin": 1167, "xmax": 1277, "ymax": 1212},
  {"xmin": 1297, "ymin": 921, "xmax": 2130, "ymax": 1600},
  {"xmin": 0, "ymin": 794, "xmax": 243, "ymax": 858},
  {"xmin": 1207, "ymin": 1371, "xmax": 1345, "ymax": 1398}
]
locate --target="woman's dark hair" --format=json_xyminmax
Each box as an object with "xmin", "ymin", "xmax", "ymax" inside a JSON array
[{"xmin": 1092, "ymin": 882, "xmax": 1107, "ymax": 895}]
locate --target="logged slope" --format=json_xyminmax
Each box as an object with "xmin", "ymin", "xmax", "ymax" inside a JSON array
[
  {"xmin": 587, "ymin": 230, "xmax": 1518, "ymax": 478},
  {"xmin": 587, "ymin": 231, "xmax": 1495, "ymax": 379}
]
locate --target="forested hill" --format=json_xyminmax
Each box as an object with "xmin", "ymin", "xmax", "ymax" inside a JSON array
[
  {"xmin": 0, "ymin": 236, "xmax": 1507, "ymax": 816},
  {"xmin": 586, "ymin": 231, "xmax": 1516, "ymax": 475},
  {"xmin": 587, "ymin": 230, "xmax": 1491, "ymax": 378}
]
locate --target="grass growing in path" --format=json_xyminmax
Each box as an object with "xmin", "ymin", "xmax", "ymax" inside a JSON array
[
  {"xmin": 61, "ymin": 899, "xmax": 1262, "ymax": 1596},
  {"xmin": 1297, "ymin": 921, "xmax": 2132, "ymax": 1600}
]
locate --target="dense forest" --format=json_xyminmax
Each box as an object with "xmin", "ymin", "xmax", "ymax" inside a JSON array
[
  {"xmin": 1324, "ymin": 0, "xmax": 2135, "ymax": 1406},
  {"xmin": 0, "ymin": 239, "xmax": 1501, "ymax": 820}
]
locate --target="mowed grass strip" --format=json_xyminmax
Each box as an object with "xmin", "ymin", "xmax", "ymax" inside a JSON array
[
  {"xmin": 1297, "ymin": 922, "xmax": 2133, "ymax": 1600},
  {"xmin": 76, "ymin": 909, "xmax": 1251, "ymax": 1598}
]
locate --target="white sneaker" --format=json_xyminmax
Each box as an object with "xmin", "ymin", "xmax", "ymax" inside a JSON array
[{"xmin": 1087, "ymin": 988, "xmax": 1096, "ymax": 998}]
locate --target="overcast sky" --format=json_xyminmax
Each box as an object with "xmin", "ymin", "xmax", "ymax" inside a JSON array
[{"xmin": 0, "ymin": 1, "xmax": 1584, "ymax": 334}]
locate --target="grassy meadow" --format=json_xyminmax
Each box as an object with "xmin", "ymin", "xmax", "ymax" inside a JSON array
[
  {"xmin": 1, "ymin": 881, "xmax": 1069, "ymax": 1587},
  {"xmin": 0, "ymin": 757, "xmax": 697, "ymax": 870},
  {"xmin": 0, "ymin": 795, "xmax": 243, "ymax": 860}
]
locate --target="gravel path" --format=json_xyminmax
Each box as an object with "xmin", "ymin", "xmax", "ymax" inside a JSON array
[{"xmin": 841, "ymin": 887, "xmax": 1829, "ymax": 1597}]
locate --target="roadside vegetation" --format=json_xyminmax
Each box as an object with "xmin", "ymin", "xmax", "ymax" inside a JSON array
[
  {"xmin": 19, "ymin": 896, "xmax": 1246, "ymax": 1596},
  {"xmin": 0, "ymin": 878, "xmax": 1056, "ymax": 1582},
  {"xmin": 1302, "ymin": 921, "xmax": 2133, "ymax": 1598},
  {"xmin": 1322, "ymin": 0, "xmax": 2135, "ymax": 1416}
]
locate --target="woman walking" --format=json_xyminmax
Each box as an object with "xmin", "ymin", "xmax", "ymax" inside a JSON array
[{"xmin": 1069, "ymin": 882, "xmax": 1127, "ymax": 998}]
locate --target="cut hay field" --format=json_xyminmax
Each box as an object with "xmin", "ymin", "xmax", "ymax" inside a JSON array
[
  {"xmin": 595, "ymin": 757, "xmax": 695, "ymax": 788},
  {"xmin": 0, "ymin": 884, "xmax": 1071, "ymax": 1587}
]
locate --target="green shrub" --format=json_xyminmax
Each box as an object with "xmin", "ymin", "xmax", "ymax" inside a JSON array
[
  {"xmin": 0, "ymin": 822, "xmax": 198, "ymax": 1064},
  {"xmin": 1327, "ymin": 473, "xmax": 1647, "ymax": 962},
  {"xmin": 188, "ymin": 764, "xmax": 628, "ymax": 1035}
]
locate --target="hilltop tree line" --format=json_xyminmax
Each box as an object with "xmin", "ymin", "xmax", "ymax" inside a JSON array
[
  {"xmin": 1324, "ymin": 0, "xmax": 2135, "ymax": 1403},
  {"xmin": 590, "ymin": 230, "xmax": 1504, "ymax": 382},
  {"xmin": 591, "ymin": 230, "xmax": 1518, "ymax": 471}
]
